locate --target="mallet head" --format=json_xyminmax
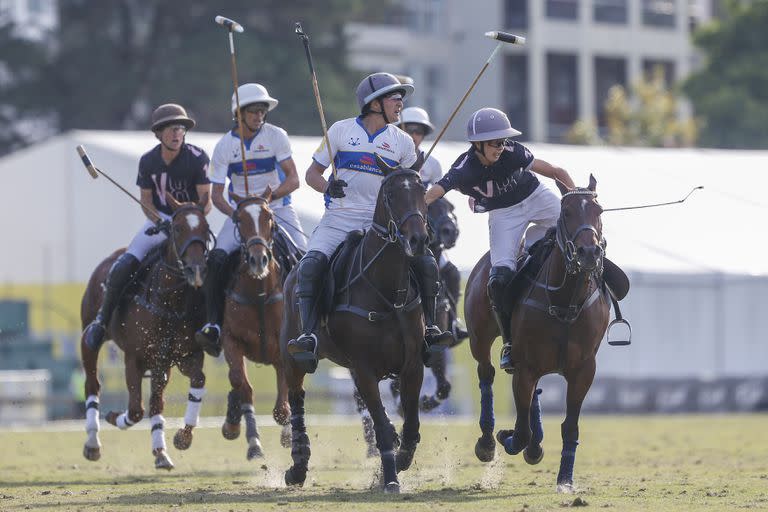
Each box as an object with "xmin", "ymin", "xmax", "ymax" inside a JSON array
[
  {"xmin": 215, "ymin": 15, "xmax": 244, "ymax": 33},
  {"xmin": 485, "ymin": 31, "xmax": 526, "ymax": 45}
]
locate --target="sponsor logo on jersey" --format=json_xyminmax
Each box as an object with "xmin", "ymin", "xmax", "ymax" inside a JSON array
[{"xmin": 377, "ymin": 141, "xmax": 394, "ymax": 154}]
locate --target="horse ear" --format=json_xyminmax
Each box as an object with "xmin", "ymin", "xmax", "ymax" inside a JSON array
[
  {"xmin": 556, "ymin": 179, "xmax": 571, "ymax": 196},
  {"xmin": 165, "ymin": 191, "xmax": 183, "ymax": 211},
  {"xmin": 261, "ymin": 185, "xmax": 272, "ymax": 203},
  {"xmin": 197, "ymin": 192, "xmax": 209, "ymax": 212},
  {"xmin": 410, "ymin": 150, "xmax": 425, "ymax": 173},
  {"xmin": 375, "ymin": 153, "xmax": 397, "ymax": 177},
  {"xmin": 588, "ymin": 173, "xmax": 597, "ymax": 192}
]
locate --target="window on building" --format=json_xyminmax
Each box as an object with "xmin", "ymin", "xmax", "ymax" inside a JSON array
[
  {"xmin": 424, "ymin": 65, "xmax": 442, "ymax": 118},
  {"xmin": 594, "ymin": 57, "xmax": 627, "ymax": 127},
  {"xmin": 642, "ymin": 59, "xmax": 675, "ymax": 88},
  {"xmin": 642, "ymin": 0, "xmax": 676, "ymax": 28},
  {"xmin": 546, "ymin": 0, "xmax": 579, "ymax": 20},
  {"xmin": 547, "ymin": 53, "xmax": 578, "ymax": 142},
  {"xmin": 405, "ymin": 0, "xmax": 443, "ymax": 33},
  {"xmin": 594, "ymin": 0, "xmax": 627, "ymax": 23},
  {"xmin": 505, "ymin": 0, "xmax": 528, "ymax": 29},
  {"xmin": 504, "ymin": 54, "xmax": 529, "ymax": 139}
]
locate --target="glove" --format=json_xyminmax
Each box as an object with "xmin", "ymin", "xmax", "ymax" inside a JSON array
[
  {"xmin": 472, "ymin": 196, "xmax": 489, "ymax": 213},
  {"xmin": 325, "ymin": 179, "xmax": 348, "ymax": 198},
  {"xmin": 145, "ymin": 219, "xmax": 170, "ymax": 236}
]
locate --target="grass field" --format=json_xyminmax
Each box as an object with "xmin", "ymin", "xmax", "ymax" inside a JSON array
[{"xmin": 1, "ymin": 415, "xmax": 767, "ymax": 511}]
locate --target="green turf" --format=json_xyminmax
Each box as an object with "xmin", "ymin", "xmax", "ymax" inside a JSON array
[{"xmin": 1, "ymin": 415, "xmax": 766, "ymax": 511}]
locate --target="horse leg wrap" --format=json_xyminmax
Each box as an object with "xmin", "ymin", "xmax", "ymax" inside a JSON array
[
  {"xmin": 85, "ymin": 395, "xmax": 100, "ymax": 433},
  {"xmin": 503, "ymin": 429, "xmax": 528, "ymax": 455},
  {"xmin": 380, "ymin": 449, "xmax": 397, "ymax": 485},
  {"xmin": 530, "ymin": 388, "xmax": 544, "ymax": 445},
  {"xmin": 557, "ymin": 439, "xmax": 580, "ymax": 485},
  {"xmin": 374, "ymin": 419, "xmax": 396, "ymax": 454},
  {"xmin": 183, "ymin": 387, "xmax": 205, "ymax": 427},
  {"xmin": 150, "ymin": 414, "xmax": 166, "ymax": 452},
  {"xmin": 479, "ymin": 379, "xmax": 495, "ymax": 435},
  {"xmin": 225, "ymin": 389, "xmax": 242, "ymax": 425},
  {"xmin": 115, "ymin": 410, "xmax": 135, "ymax": 430},
  {"xmin": 242, "ymin": 404, "xmax": 259, "ymax": 441}
]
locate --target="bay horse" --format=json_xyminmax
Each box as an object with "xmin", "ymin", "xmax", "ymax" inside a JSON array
[
  {"xmin": 466, "ymin": 175, "xmax": 610, "ymax": 492},
  {"xmin": 80, "ymin": 193, "xmax": 211, "ymax": 470},
  {"xmin": 220, "ymin": 188, "xmax": 293, "ymax": 459},
  {"xmin": 280, "ymin": 155, "xmax": 428, "ymax": 493}
]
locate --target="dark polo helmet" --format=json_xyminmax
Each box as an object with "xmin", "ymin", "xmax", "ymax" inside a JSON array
[
  {"xmin": 355, "ymin": 72, "xmax": 414, "ymax": 111},
  {"xmin": 151, "ymin": 103, "xmax": 195, "ymax": 132}
]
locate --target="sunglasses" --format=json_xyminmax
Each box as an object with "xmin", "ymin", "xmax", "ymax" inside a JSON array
[
  {"xmin": 164, "ymin": 124, "xmax": 187, "ymax": 133},
  {"xmin": 486, "ymin": 138, "xmax": 509, "ymax": 148},
  {"xmin": 404, "ymin": 125, "xmax": 426, "ymax": 136},
  {"xmin": 384, "ymin": 92, "xmax": 404, "ymax": 102},
  {"xmin": 244, "ymin": 105, "xmax": 268, "ymax": 115}
]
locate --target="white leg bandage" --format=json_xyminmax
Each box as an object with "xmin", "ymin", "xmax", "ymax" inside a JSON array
[
  {"xmin": 150, "ymin": 414, "xmax": 166, "ymax": 452},
  {"xmin": 115, "ymin": 410, "xmax": 135, "ymax": 430},
  {"xmin": 183, "ymin": 387, "xmax": 205, "ymax": 427},
  {"xmin": 85, "ymin": 395, "xmax": 100, "ymax": 433}
]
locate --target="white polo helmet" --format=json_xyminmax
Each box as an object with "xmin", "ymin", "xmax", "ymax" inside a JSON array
[
  {"xmin": 355, "ymin": 72, "xmax": 414, "ymax": 111},
  {"xmin": 401, "ymin": 107, "xmax": 435, "ymax": 135},
  {"xmin": 466, "ymin": 107, "xmax": 522, "ymax": 141},
  {"xmin": 231, "ymin": 83, "xmax": 278, "ymax": 115}
]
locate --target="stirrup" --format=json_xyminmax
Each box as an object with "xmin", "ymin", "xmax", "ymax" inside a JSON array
[
  {"xmin": 425, "ymin": 325, "xmax": 454, "ymax": 348},
  {"xmin": 607, "ymin": 318, "xmax": 632, "ymax": 346},
  {"xmin": 499, "ymin": 343, "xmax": 516, "ymax": 374},
  {"xmin": 194, "ymin": 324, "xmax": 222, "ymax": 357},
  {"xmin": 288, "ymin": 333, "xmax": 318, "ymax": 374}
]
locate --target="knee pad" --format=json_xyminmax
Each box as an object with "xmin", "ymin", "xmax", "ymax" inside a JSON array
[{"xmin": 297, "ymin": 251, "xmax": 329, "ymax": 297}]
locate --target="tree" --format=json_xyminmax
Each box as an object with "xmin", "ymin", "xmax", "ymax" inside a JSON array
[
  {"xmin": 566, "ymin": 67, "xmax": 697, "ymax": 147},
  {"xmin": 684, "ymin": 0, "xmax": 768, "ymax": 149},
  {"xmin": 0, "ymin": 1, "xmax": 393, "ymax": 155}
]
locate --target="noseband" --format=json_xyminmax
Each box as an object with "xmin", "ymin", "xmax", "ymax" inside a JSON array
[
  {"xmin": 555, "ymin": 189, "xmax": 606, "ymax": 276},
  {"xmin": 371, "ymin": 169, "xmax": 426, "ymax": 247},
  {"xmin": 233, "ymin": 197, "xmax": 274, "ymax": 264},
  {"xmin": 167, "ymin": 204, "xmax": 211, "ymax": 273}
]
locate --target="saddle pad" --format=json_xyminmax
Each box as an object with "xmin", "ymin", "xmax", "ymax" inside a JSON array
[{"xmin": 603, "ymin": 258, "xmax": 630, "ymax": 301}]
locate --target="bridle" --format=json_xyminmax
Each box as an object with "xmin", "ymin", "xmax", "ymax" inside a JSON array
[
  {"xmin": 233, "ymin": 196, "xmax": 274, "ymax": 265},
  {"xmin": 427, "ymin": 198, "xmax": 459, "ymax": 249},
  {"xmin": 555, "ymin": 189, "xmax": 606, "ymax": 276},
  {"xmin": 370, "ymin": 169, "xmax": 427, "ymax": 248},
  {"xmin": 162, "ymin": 204, "xmax": 212, "ymax": 274}
]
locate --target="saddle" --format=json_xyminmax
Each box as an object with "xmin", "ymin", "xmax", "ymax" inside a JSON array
[{"xmin": 317, "ymin": 230, "xmax": 365, "ymax": 321}]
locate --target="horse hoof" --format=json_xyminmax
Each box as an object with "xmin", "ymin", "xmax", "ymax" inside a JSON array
[
  {"xmin": 222, "ymin": 422, "xmax": 240, "ymax": 440},
  {"xmin": 247, "ymin": 439, "xmax": 264, "ymax": 460},
  {"xmin": 284, "ymin": 467, "xmax": 306, "ymax": 487},
  {"xmin": 557, "ymin": 482, "xmax": 576, "ymax": 494},
  {"xmin": 396, "ymin": 447, "xmax": 415, "ymax": 473},
  {"xmin": 420, "ymin": 395, "xmax": 440, "ymax": 412},
  {"xmin": 436, "ymin": 382, "xmax": 451, "ymax": 400},
  {"xmin": 384, "ymin": 482, "xmax": 400, "ymax": 494},
  {"xmin": 105, "ymin": 411, "xmax": 119, "ymax": 426},
  {"xmin": 474, "ymin": 435, "xmax": 496, "ymax": 463},
  {"xmin": 523, "ymin": 445, "xmax": 544, "ymax": 465},
  {"xmin": 83, "ymin": 445, "xmax": 101, "ymax": 461},
  {"xmin": 495, "ymin": 429, "xmax": 514, "ymax": 446},
  {"xmin": 280, "ymin": 425, "xmax": 292, "ymax": 449},
  {"xmin": 173, "ymin": 427, "xmax": 193, "ymax": 450},
  {"xmin": 154, "ymin": 450, "xmax": 174, "ymax": 471}
]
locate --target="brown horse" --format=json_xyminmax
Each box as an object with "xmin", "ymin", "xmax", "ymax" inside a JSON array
[
  {"xmin": 80, "ymin": 194, "xmax": 211, "ymax": 470},
  {"xmin": 280, "ymin": 157, "xmax": 429, "ymax": 493},
  {"xmin": 466, "ymin": 175, "xmax": 610, "ymax": 492},
  {"xmin": 220, "ymin": 189, "xmax": 292, "ymax": 459}
]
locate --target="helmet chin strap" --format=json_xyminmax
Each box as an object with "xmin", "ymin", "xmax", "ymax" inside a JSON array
[{"xmin": 367, "ymin": 98, "xmax": 391, "ymax": 124}]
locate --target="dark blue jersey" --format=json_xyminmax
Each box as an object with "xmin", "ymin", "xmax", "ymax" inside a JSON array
[
  {"xmin": 137, "ymin": 143, "xmax": 210, "ymax": 215},
  {"xmin": 436, "ymin": 142, "xmax": 539, "ymax": 211}
]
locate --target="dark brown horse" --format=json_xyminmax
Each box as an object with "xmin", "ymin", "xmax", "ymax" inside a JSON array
[
  {"xmin": 280, "ymin": 157, "xmax": 429, "ymax": 493},
  {"xmin": 80, "ymin": 194, "xmax": 211, "ymax": 470},
  {"xmin": 466, "ymin": 175, "xmax": 610, "ymax": 492},
  {"xmin": 220, "ymin": 189, "xmax": 292, "ymax": 459}
]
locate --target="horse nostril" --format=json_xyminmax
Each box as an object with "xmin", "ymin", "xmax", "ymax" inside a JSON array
[{"xmin": 261, "ymin": 255, "xmax": 269, "ymax": 268}]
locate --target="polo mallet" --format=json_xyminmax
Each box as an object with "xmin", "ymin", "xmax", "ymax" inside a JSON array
[
  {"xmin": 215, "ymin": 15, "xmax": 251, "ymax": 196},
  {"xmin": 295, "ymin": 22, "xmax": 338, "ymax": 183},
  {"xmin": 603, "ymin": 186, "xmax": 704, "ymax": 212},
  {"xmin": 76, "ymin": 145, "xmax": 162, "ymax": 223},
  {"xmin": 424, "ymin": 31, "xmax": 526, "ymax": 162}
]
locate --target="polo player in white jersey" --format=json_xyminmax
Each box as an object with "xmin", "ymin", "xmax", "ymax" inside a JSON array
[
  {"xmin": 287, "ymin": 72, "xmax": 454, "ymax": 369},
  {"xmin": 195, "ymin": 83, "xmax": 307, "ymax": 357}
]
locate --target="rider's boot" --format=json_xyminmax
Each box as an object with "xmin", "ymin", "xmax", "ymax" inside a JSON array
[
  {"xmin": 287, "ymin": 251, "xmax": 329, "ymax": 374},
  {"xmin": 195, "ymin": 249, "xmax": 229, "ymax": 357},
  {"xmin": 488, "ymin": 265, "xmax": 517, "ymax": 373},
  {"xmin": 82, "ymin": 253, "xmax": 141, "ymax": 352},
  {"xmin": 442, "ymin": 260, "xmax": 469, "ymax": 342},
  {"xmin": 412, "ymin": 253, "xmax": 455, "ymax": 366}
]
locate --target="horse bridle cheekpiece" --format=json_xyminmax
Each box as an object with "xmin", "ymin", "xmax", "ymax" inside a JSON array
[
  {"xmin": 428, "ymin": 199, "xmax": 459, "ymax": 249},
  {"xmin": 166, "ymin": 204, "xmax": 212, "ymax": 272},
  {"xmin": 371, "ymin": 169, "xmax": 426, "ymax": 246},
  {"xmin": 556, "ymin": 189, "xmax": 606, "ymax": 276},
  {"xmin": 233, "ymin": 197, "xmax": 274, "ymax": 264}
]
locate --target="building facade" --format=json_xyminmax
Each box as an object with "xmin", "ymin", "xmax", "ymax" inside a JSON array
[{"xmin": 347, "ymin": 0, "xmax": 697, "ymax": 143}]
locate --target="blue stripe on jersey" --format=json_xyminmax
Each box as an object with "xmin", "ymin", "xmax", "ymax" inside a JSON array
[
  {"xmin": 276, "ymin": 162, "xmax": 291, "ymax": 206},
  {"xmin": 227, "ymin": 156, "xmax": 277, "ymax": 177},
  {"xmin": 355, "ymin": 116, "xmax": 388, "ymax": 143},
  {"xmin": 334, "ymin": 151, "xmax": 399, "ymax": 176}
]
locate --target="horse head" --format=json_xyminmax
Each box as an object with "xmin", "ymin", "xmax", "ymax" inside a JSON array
[
  {"xmin": 373, "ymin": 154, "xmax": 429, "ymax": 258},
  {"xmin": 164, "ymin": 191, "xmax": 211, "ymax": 288},
  {"xmin": 427, "ymin": 197, "xmax": 459, "ymax": 250},
  {"xmin": 233, "ymin": 187, "xmax": 275, "ymax": 280},
  {"xmin": 555, "ymin": 174, "xmax": 605, "ymax": 274}
]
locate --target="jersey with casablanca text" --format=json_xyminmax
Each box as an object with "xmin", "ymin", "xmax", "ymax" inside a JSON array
[
  {"xmin": 436, "ymin": 142, "xmax": 539, "ymax": 211},
  {"xmin": 210, "ymin": 123, "xmax": 293, "ymax": 208},
  {"xmin": 136, "ymin": 143, "xmax": 210, "ymax": 216},
  {"xmin": 312, "ymin": 116, "xmax": 417, "ymax": 211}
]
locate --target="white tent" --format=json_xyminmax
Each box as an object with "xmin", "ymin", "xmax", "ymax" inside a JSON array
[{"xmin": 2, "ymin": 130, "xmax": 767, "ymax": 378}]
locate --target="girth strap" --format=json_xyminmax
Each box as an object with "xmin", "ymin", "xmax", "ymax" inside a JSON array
[
  {"xmin": 226, "ymin": 289, "xmax": 283, "ymax": 307},
  {"xmin": 335, "ymin": 295, "xmax": 421, "ymax": 322},
  {"xmin": 522, "ymin": 286, "xmax": 602, "ymax": 325}
]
